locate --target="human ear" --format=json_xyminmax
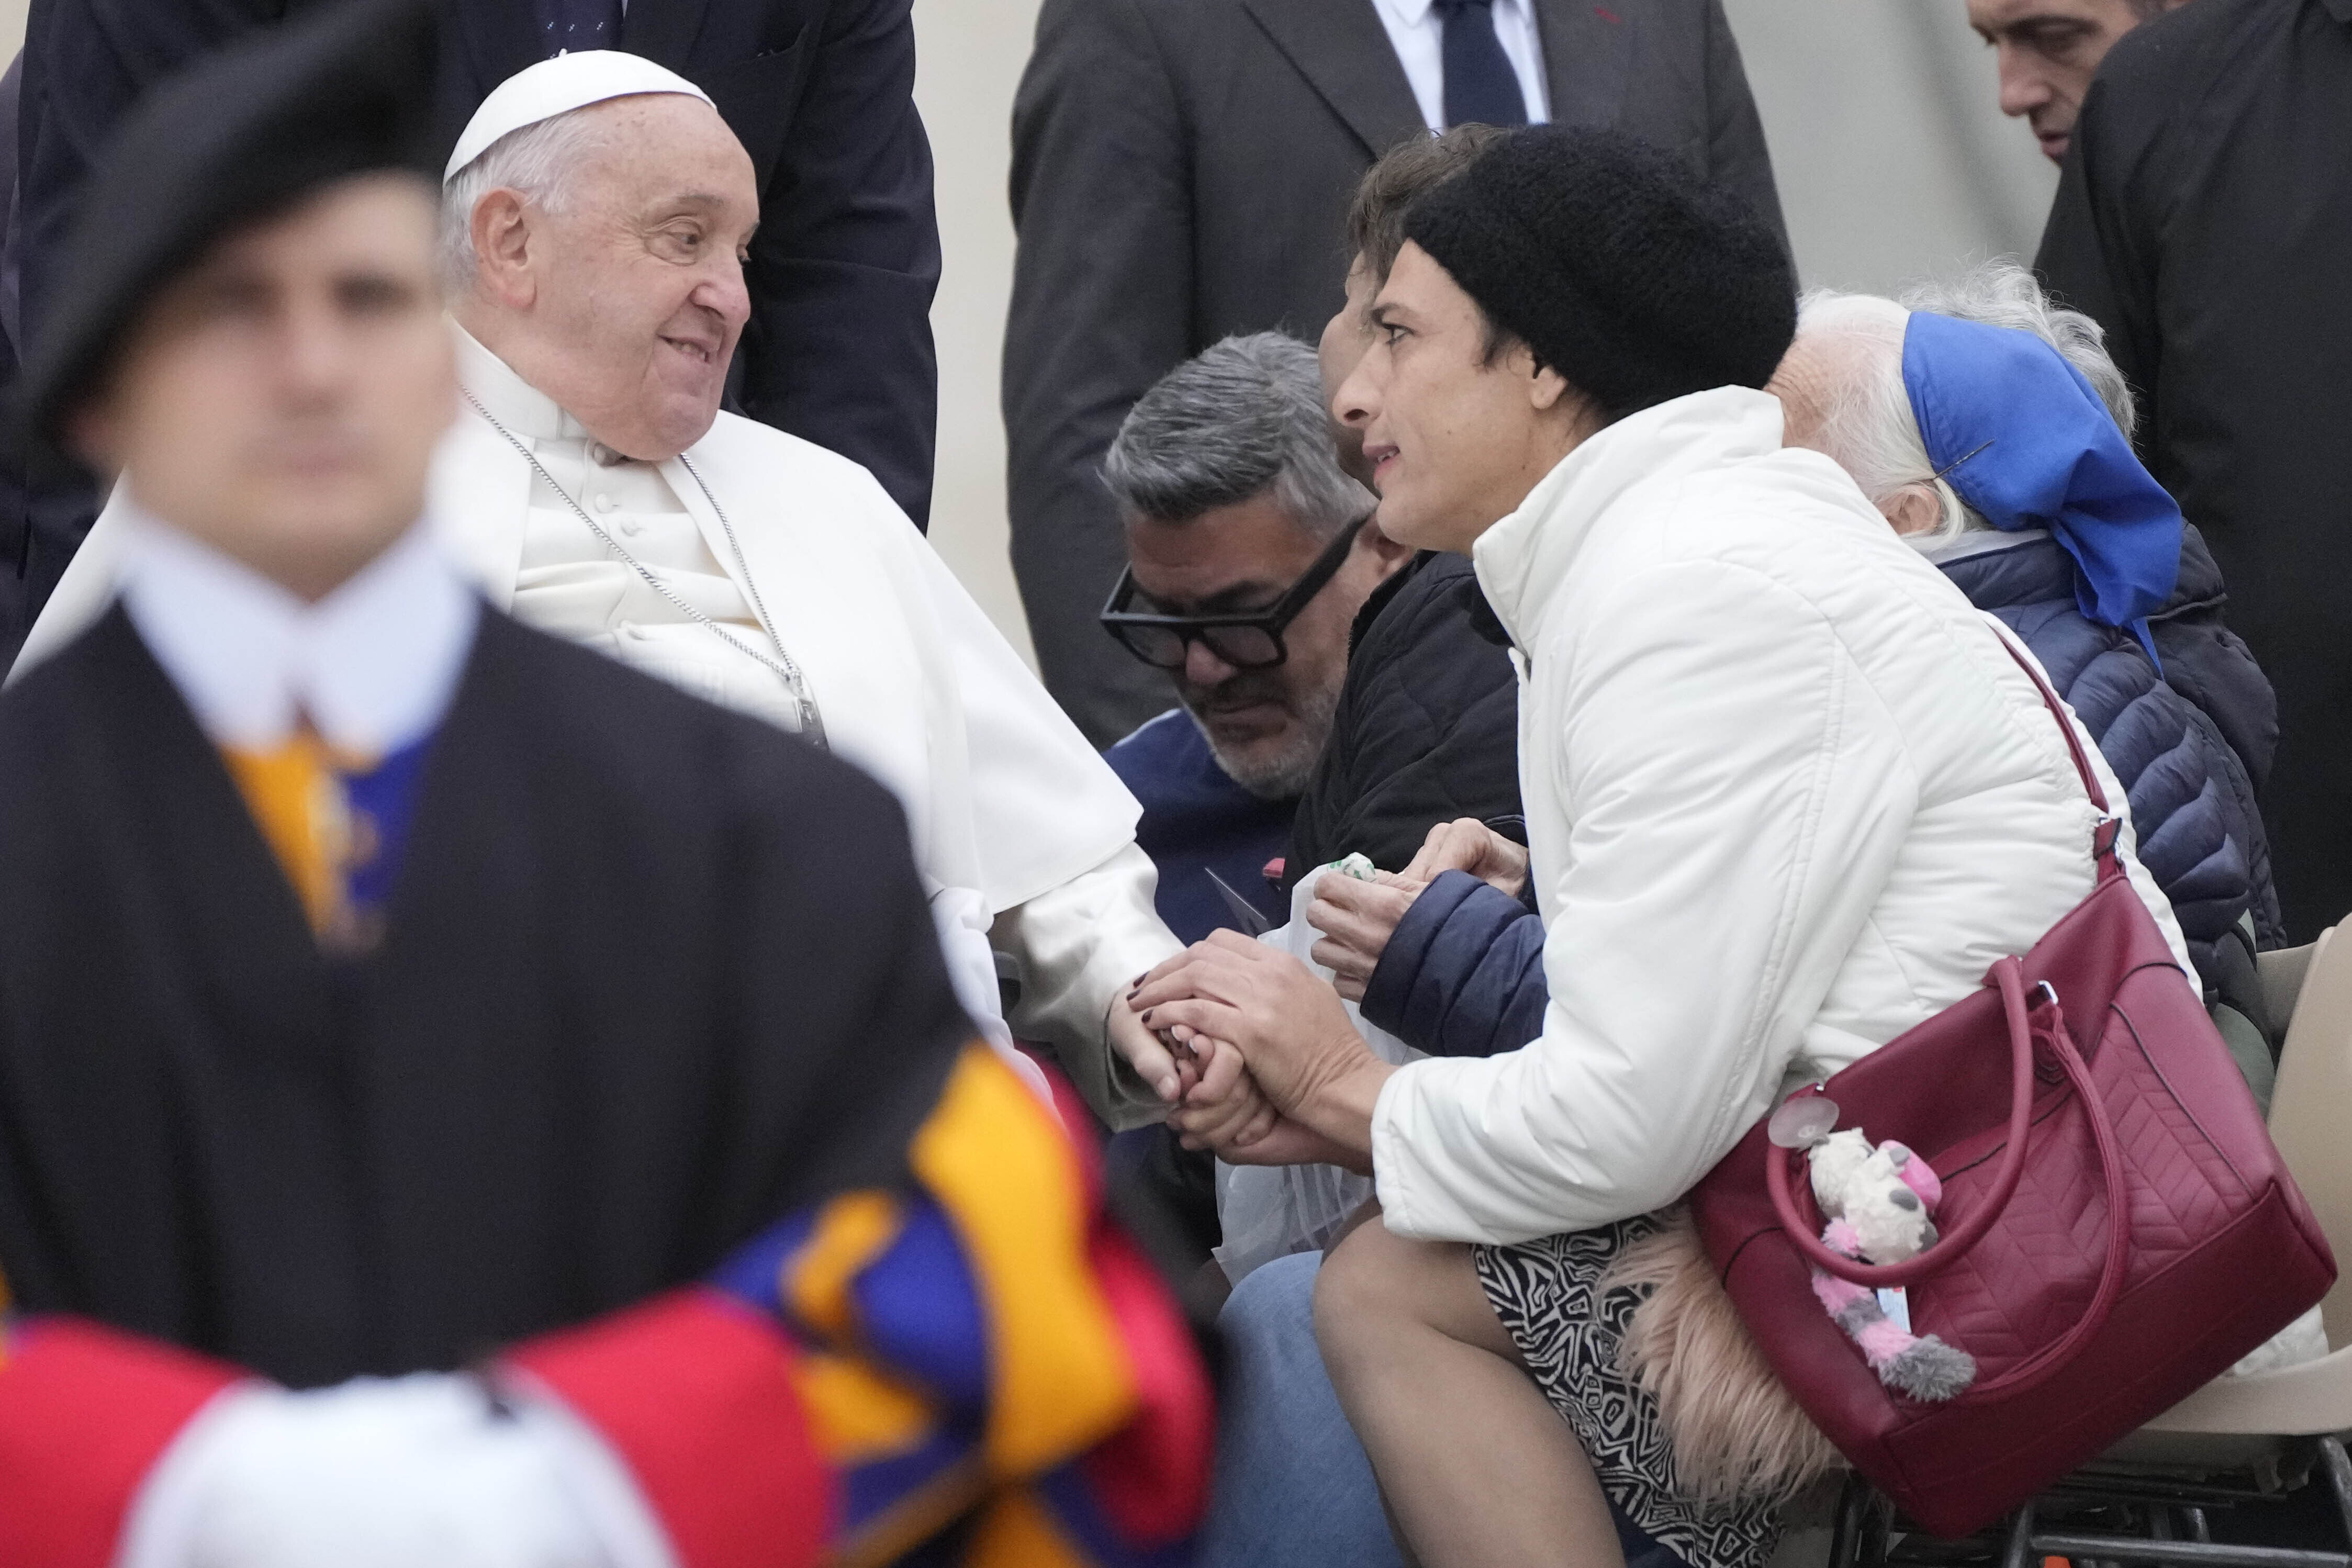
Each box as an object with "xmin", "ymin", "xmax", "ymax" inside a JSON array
[
  {"xmin": 467, "ymin": 189, "xmax": 538, "ymax": 309},
  {"xmin": 1527, "ymin": 359, "xmax": 1572, "ymax": 410},
  {"xmin": 1883, "ymin": 484, "xmax": 1944, "ymax": 536},
  {"xmin": 1359, "ymin": 516, "xmax": 1416, "ymax": 572}
]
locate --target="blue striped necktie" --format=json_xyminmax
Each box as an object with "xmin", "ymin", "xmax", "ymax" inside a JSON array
[{"xmin": 1434, "ymin": 0, "xmax": 1530, "ymax": 128}]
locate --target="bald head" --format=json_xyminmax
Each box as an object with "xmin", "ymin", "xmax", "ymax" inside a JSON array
[{"xmin": 445, "ymin": 92, "xmax": 757, "ymax": 461}]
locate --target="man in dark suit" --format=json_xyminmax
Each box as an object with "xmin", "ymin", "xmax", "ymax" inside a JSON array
[
  {"xmin": 1005, "ymin": 0, "xmax": 1787, "ymax": 746},
  {"xmin": 5, "ymin": 0, "xmax": 939, "ymax": 664}
]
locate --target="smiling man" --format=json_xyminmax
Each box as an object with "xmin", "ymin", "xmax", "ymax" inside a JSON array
[
  {"xmin": 23, "ymin": 50, "xmax": 1196, "ymax": 1133},
  {"xmin": 1965, "ymin": 0, "xmax": 2191, "ymax": 162}
]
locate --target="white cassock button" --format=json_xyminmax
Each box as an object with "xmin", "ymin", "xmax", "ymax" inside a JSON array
[
  {"xmin": 618, "ymin": 517, "xmax": 642, "ymax": 536},
  {"xmin": 592, "ymin": 494, "xmax": 617, "ymax": 513}
]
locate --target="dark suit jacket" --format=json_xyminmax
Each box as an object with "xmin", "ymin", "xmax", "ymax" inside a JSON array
[
  {"xmin": 0, "ymin": 606, "xmax": 967, "ymax": 1388},
  {"xmin": 1004, "ymin": 0, "xmax": 1787, "ymax": 746},
  {"xmin": 5, "ymin": 0, "xmax": 939, "ymax": 663}
]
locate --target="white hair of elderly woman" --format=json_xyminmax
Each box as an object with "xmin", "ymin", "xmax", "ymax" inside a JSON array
[
  {"xmin": 1794, "ymin": 260, "xmax": 2135, "ymax": 552},
  {"xmin": 437, "ymin": 109, "xmax": 615, "ymax": 293}
]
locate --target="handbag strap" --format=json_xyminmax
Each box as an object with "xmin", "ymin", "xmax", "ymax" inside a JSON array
[
  {"xmin": 1763, "ymin": 960, "xmax": 2135, "ymax": 1385},
  {"xmin": 1965, "ymin": 1000, "xmax": 2133, "ymax": 1399},
  {"xmin": 1766, "ymin": 957, "xmax": 2038, "ymax": 1286},
  {"xmin": 1992, "ymin": 630, "xmax": 2125, "ymax": 881}
]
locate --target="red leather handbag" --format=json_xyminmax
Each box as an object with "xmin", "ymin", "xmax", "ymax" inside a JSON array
[{"xmin": 1688, "ymin": 639, "xmax": 2334, "ymax": 1540}]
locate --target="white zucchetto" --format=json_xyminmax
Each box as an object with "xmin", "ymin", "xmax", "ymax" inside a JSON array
[{"xmin": 444, "ymin": 50, "xmax": 713, "ymax": 182}]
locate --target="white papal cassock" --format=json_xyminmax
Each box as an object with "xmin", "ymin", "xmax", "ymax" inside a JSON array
[{"xmin": 18, "ymin": 326, "xmax": 1184, "ymax": 1125}]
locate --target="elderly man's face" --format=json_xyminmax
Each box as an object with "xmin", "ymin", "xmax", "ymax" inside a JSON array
[
  {"xmin": 470, "ymin": 94, "xmax": 757, "ymax": 460},
  {"xmin": 74, "ymin": 173, "xmax": 454, "ymax": 600},
  {"xmin": 1333, "ymin": 242, "xmax": 1595, "ymax": 554},
  {"xmin": 1966, "ymin": 0, "xmax": 2163, "ymax": 164},
  {"xmin": 1125, "ymin": 495, "xmax": 1399, "ymax": 799}
]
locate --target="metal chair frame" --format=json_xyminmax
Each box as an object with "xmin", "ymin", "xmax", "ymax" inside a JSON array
[{"xmin": 1824, "ymin": 1437, "xmax": 2352, "ymax": 1568}]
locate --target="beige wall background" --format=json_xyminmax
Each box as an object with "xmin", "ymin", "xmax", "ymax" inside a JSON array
[{"xmin": 0, "ymin": 0, "xmax": 2058, "ymax": 670}]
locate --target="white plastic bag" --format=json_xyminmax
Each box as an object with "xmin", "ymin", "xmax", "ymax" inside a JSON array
[{"xmin": 1213, "ymin": 864, "xmax": 1425, "ymax": 1285}]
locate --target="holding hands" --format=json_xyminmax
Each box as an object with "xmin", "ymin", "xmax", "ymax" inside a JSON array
[
  {"xmin": 1127, "ymin": 930, "xmax": 1395, "ymax": 1172},
  {"xmin": 1108, "ymin": 828, "xmax": 1525, "ymax": 1170}
]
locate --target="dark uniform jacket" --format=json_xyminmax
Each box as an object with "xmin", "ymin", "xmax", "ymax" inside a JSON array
[{"xmin": 0, "ymin": 607, "xmax": 965, "ymax": 1387}]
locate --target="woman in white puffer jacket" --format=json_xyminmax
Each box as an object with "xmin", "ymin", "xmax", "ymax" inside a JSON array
[{"xmin": 1130, "ymin": 129, "xmax": 2187, "ymax": 1568}]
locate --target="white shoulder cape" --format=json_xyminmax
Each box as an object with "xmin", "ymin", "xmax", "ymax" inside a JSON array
[{"xmin": 18, "ymin": 410, "xmax": 1140, "ymax": 919}]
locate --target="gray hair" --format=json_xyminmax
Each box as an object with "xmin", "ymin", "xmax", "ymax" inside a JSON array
[
  {"xmin": 438, "ymin": 107, "xmax": 615, "ymax": 293},
  {"xmin": 1796, "ymin": 260, "xmax": 2136, "ymax": 551},
  {"xmin": 1102, "ymin": 333, "xmax": 1375, "ymax": 537}
]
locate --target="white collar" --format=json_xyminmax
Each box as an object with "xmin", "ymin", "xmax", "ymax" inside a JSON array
[
  {"xmin": 451, "ymin": 319, "xmax": 593, "ymax": 445},
  {"xmin": 1373, "ymin": 0, "xmax": 1437, "ymax": 27},
  {"xmin": 117, "ymin": 502, "xmax": 479, "ymax": 756}
]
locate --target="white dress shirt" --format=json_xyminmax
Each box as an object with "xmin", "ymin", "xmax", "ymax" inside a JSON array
[
  {"xmin": 115, "ymin": 505, "xmax": 478, "ymax": 757},
  {"xmin": 1369, "ymin": 0, "xmax": 1552, "ymax": 133}
]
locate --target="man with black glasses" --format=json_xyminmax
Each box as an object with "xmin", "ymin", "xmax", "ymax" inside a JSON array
[
  {"xmin": 1100, "ymin": 334, "xmax": 1410, "ymax": 944},
  {"xmin": 1096, "ymin": 332, "xmax": 1407, "ymax": 1283}
]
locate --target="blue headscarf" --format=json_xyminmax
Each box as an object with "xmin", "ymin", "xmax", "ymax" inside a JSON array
[{"xmin": 1901, "ymin": 310, "xmax": 2180, "ymax": 666}]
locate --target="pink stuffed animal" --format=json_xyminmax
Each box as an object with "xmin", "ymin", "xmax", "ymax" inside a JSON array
[{"xmin": 1805, "ymin": 1130, "xmax": 1976, "ymax": 1402}]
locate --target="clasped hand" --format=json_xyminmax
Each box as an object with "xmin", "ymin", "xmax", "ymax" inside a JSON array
[
  {"xmin": 1105, "ymin": 823, "xmax": 1528, "ymax": 1169},
  {"xmin": 1121, "ymin": 931, "xmax": 1384, "ymax": 1172}
]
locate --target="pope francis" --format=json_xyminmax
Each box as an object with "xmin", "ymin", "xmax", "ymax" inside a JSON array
[{"xmin": 23, "ymin": 51, "xmax": 1202, "ymax": 1128}]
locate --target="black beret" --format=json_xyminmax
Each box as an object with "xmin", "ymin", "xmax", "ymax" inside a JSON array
[
  {"xmin": 1403, "ymin": 126, "xmax": 1797, "ymax": 419},
  {"xmin": 19, "ymin": 0, "xmax": 441, "ymax": 445}
]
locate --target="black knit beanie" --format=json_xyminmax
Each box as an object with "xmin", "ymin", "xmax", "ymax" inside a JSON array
[{"xmin": 1402, "ymin": 126, "xmax": 1796, "ymax": 419}]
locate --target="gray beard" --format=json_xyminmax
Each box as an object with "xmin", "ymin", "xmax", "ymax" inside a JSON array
[{"xmin": 1184, "ymin": 680, "xmax": 1340, "ymax": 801}]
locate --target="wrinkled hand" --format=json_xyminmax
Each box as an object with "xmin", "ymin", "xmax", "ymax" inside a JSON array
[
  {"xmin": 1401, "ymin": 817, "xmax": 1530, "ymax": 899},
  {"xmin": 1308, "ymin": 872, "xmax": 1423, "ymax": 1002},
  {"xmin": 1129, "ymin": 933, "xmax": 1386, "ymax": 1143},
  {"xmin": 1167, "ymin": 1035, "xmax": 1278, "ymax": 1152},
  {"xmin": 1107, "ymin": 991, "xmax": 1201, "ymax": 1104}
]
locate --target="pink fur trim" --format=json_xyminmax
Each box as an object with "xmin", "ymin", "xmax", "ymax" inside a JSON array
[
  {"xmin": 1854, "ymin": 1318, "xmax": 1914, "ymax": 1363},
  {"xmin": 1812, "ymin": 1272, "xmax": 1870, "ymax": 1312}
]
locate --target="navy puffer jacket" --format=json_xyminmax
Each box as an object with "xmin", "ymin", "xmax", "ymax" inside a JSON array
[{"xmin": 1363, "ymin": 526, "xmax": 2281, "ymax": 1057}]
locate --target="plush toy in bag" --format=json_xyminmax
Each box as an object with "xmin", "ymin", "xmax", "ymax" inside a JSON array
[{"xmin": 1802, "ymin": 1127, "xmax": 1976, "ymax": 1401}]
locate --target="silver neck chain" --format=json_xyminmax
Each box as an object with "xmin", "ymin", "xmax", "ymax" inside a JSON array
[{"xmin": 464, "ymin": 390, "xmax": 825, "ymax": 748}]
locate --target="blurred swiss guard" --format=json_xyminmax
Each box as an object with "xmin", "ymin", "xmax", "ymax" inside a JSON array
[
  {"xmin": 25, "ymin": 49, "xmax": 1198, "ymax": 1129},
  {"xmin": 0, "ymin": 3, "xmax": 1211, "ymax": 1564}
]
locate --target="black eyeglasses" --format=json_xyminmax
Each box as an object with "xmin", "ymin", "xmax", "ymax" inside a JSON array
[{"xmin": 1101, "ymin": 512, "xmax": 1373, "ymax": 671}]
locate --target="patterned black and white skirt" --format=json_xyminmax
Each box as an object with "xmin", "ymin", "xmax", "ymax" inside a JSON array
[{"xmin": 1474, "ymin": 1215, "xmax": 1783, "ymax": 1568}]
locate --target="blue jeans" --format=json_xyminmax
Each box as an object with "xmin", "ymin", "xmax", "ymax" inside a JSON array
[
  {"xmin": 1201, "ymin": 1251, "xmax": 1406, "ymax": 1568},
  {"xmin": 1202, "ymin": 1250, "xmax": 1698, "ymax": 1568}
]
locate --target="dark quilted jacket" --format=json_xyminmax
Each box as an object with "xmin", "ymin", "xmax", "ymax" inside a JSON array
[
  {"xmin": 1363, "ymin": 527, "xmax": 2281, "ymax": 1060},
  {"xmin": 1282, "ymin": 551, "xmax": 1522, "ymax": 890}
]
